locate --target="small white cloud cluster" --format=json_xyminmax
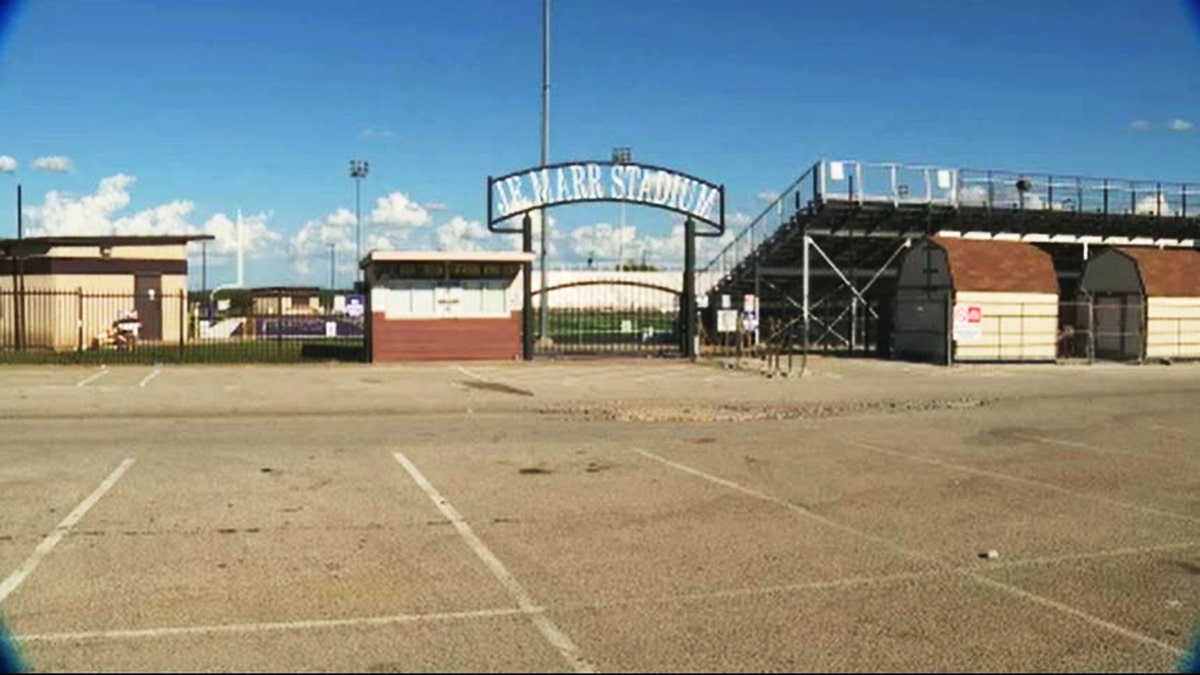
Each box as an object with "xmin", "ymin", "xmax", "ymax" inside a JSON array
[
  {"xmin": 0, "ymin": 154, "xmax": 75, "ymax": 173},
  {"xmin": 32, "ymin": 155, "xmax": 72, "ymax": 172},
  {"xmin": 1129, "ymin": 118, "xmax": 1193, "ymax": 132}
]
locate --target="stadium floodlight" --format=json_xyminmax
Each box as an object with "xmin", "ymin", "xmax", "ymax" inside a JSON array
[
  {"xmin": 349, "ymin": 160, "xmax": 369, "ymax": 280},
  {"xmin": 612, "ymin": 147, "xmax": 632, "ymax": 270}
]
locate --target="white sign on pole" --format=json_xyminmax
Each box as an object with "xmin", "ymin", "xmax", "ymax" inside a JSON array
[
  {"xmin": 721, "ymin": 294, "xmax": 731, "ymax": 309},
  {"xmin": 697, "ymin": 294, "xmax": 709, "ymax": 309},
  {"xmin": 717, "ymin": 309, "xmax": 738, "ymax": 333},
  {"xmin": 953, "ymin": 304, "xmax": 983, "ymax": 342},
  {"xmin": 743, "ymin": 294, "xmax": 757, "ymax": 312}
]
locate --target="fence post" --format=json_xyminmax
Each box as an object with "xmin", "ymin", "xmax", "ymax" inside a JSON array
[
  {"xmin": 76, "ymin": 287, "xmax": 84, "ymax": 355},
  {"xmin": 276, "ymin": 289, "xmax": 283, "ymax": 358},
  {"xmin": 682, "ymin": 219, "xmax": 697, "ymax": 360},
  {"xmin": 178, "ymin": 289, "xmax": 186, "ymax": 363},
  {"xmin": 945, "ymin": 293, "xmax": 954, "ymax": 367},
  {"xmin": 1087, "ymin": 298, "xmax": 1095, "ymax": 364}
]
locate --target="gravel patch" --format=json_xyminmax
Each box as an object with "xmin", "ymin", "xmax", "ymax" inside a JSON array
[{"xmin": 539, "ymin": 396, "xmax": 992, "ymax": 422}]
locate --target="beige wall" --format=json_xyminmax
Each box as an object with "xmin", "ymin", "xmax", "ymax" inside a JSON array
[
  {"xmin": 253, "ymin": 295, "xmax": 321, "ymax": 315},
  {"xmin": 44, "ymin": 244, "xmax": 188, "ymax": 260},
  {"xmin": 0, "ymin": 274, "xmax": 187, "ymax": 351},
  {"xmin": 1146, "ymin": 297, "xmax": 1200, "ymax": 359},
  {"xmin": 953, "ymin": 291, "xmax": 1058, "ymax": 361}
]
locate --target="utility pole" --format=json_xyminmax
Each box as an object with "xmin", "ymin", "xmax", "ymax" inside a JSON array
[
  {"xmin": 538, "ymin": 0, "xmax": 551, "ymax": 340},
  {"xmin": 328, "ymin": 243, "xmax": 336, "ymax": 290},
  {"xmin": 349, "ymin": 160, "xmax": 369, "ymax": 282},
  {"xmin": 612, "ymin": 147, "xmax": 631, "ymax": 271}
]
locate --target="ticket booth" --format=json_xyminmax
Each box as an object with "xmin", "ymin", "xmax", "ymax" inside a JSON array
[{"xmin": 361, "ymin": 251, "xmax": 533, "ymax": 362}]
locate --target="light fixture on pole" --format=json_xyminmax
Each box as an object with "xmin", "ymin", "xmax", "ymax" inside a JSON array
[
  {"xmin": 349, "ymin": 160, "xmax": 369, "ymax": 281},
  {"xmin": 611, "ymin": 147, "xmax": 631, "ymax": 271}
]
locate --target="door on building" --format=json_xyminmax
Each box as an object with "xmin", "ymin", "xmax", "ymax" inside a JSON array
[
  {"xmin": 1093, "ymin": 293, "xmax": 1142, "ymax": 361},
  {"xmin": 134, "ymin": 273, "xmax": 163, "ymax": 341}
]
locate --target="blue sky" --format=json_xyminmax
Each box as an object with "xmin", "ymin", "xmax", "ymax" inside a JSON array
[{"xmin": 0, "ymin": 0, "xmax": 1197, "ymax": 287}]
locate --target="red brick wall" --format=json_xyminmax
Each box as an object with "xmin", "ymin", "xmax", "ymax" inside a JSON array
[{"xmin": 370, "ymin": 313, "xmax": 522, "ymax": 361}]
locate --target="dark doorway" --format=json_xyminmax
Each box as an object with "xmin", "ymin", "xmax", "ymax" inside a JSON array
[
  {"xmin": 134, "ymin": 273, "xmax": 163, "ymax": 341},
  {"xmin": 1093, "ymin": 293, "xmax": 1142, "ymax": 361}
]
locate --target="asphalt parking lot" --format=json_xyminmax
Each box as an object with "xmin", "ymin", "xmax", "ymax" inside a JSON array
[{"xmin": 1, "ymin": 357, "xmax": 1197, "ymax": 672}]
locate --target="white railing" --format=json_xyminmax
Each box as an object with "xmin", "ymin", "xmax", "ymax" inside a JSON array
[
  {"xmin": 703, "ymin": 162, "xmax": 820, "ymax": 279},
  {"xmin": 704, "ymin": 158, "xmax": 1199, "ymax": 290}
]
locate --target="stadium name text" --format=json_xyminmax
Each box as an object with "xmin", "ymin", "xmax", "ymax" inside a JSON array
[{"xmin": 491, "ymin": 163, "xmax": 721, "ymax": 224}]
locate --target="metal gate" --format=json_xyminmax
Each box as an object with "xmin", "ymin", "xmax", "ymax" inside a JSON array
[{"xmin": 533, "ymin": 280, "xmax": 682, "ymax": 356}]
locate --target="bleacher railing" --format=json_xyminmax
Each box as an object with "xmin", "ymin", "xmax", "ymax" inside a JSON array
[
  {"xmin": 704, "ymin": 159, "xmax": 1199, "ymax": 286},
  {"xmin": 703, "ymin": 162, "xmax": 820, "ymax": 280}
]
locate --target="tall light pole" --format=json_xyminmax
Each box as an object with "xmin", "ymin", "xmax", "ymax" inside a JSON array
[
  {"xmin": 612, "ymin": 147, "xmax": 631, "ymax": 271},
  {"xmin": 328, "ymin": 243, "xmax": 336, "ymax": 290},
  {"xmin": 538, "ymin": 0, "xmax": 551, "ymax": 339},
  {"xmin": 349, "ymin": 160, "xmax": 369, "ymax": 282}
]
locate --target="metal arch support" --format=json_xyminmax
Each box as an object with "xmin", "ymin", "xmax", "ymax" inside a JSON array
[{"xmin": 531, "ymin": 279, "xmax": 682, "ymax": 297}]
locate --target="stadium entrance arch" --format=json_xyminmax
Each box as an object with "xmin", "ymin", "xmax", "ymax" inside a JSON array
[{"xmin": 487, "ymin": 160, "xmax": 725, "ymax": 359}]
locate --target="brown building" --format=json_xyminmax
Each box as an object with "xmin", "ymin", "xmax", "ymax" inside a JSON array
[
  {"xmin": 249, "ymin": 287, "xmax": 324, "ymax": 316},
  {"xmin": 362, "ymin": 251, "xmax": 533, "ymax": 361},
  {"xmin": 0, "ymin": 235, "xmax": 212, "ymax": 351},
  {"xmin": 1080, "ymin": 246, "xmax": 1200, "ymax": 361},
  {"xmin": 892, "ymin": 236, "xmax": 1060, "ymax": 363}
]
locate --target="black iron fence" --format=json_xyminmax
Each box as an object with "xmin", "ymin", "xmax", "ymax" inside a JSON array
[
  {"xmin": 532, "ymin": 280, "xmax": 682, "ymax": 356},
  {"xmin": 0, "ymin": 288, "xmax": 365, "ymax": 364}
]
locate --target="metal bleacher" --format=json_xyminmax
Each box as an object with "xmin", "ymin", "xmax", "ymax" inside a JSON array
[{"xmin": 703, "ymin": 159, "xmax": 1200, "ymax": 353}]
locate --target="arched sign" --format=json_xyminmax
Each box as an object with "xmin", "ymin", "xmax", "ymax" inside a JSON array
[{"xmin": 487, "ymin": 160, "xmax": 724, "ymax": 235}]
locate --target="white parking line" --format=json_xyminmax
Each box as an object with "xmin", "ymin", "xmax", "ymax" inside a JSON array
[
  {"xmin": 841, "ymin": 438, "xmax": 1200, "ymax": 526},
  {"xmin": 392, "ymin": 451, "xmax": 594, "ymax": 673},
  {"xmin": 17, "ymin": 607, "xmax": 530, "ymax": 643},
  {"xmin": 75, "ymin": 367, "xmax": 109, "ymax": 388},
  {"xmin": 0, "ymin": 458, "xmax": 136, "ymax": 603},
  {"xmin": 630, "ymin": 447, "xmax": 1184, "ymax": 658},
  {"xmin": 453, "ymin": 366, "xmax": 490, "ymax": 382},
  {"xmin": 138, "ymin": 365, "xmax": 163, "ymax": 388},
  {"xmin": 1009, "ymin": 432, "xmax": 1159, "ymax": 461}
]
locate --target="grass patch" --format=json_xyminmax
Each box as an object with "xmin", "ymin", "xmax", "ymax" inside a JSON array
[{"xmin": 0, "ymin": 339, "xmax": 365, "ymax": 365}]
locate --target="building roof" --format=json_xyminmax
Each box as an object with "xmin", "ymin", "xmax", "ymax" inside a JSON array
[
  {"xmin": 931, "ymin": 236, "xmax": 1059, "ymax": 294},
  {"xmin": 0, "ymin": 235, "xmax": 214, "ymax": 257},
  {"xmin": 1114, "ymin": 246, "xmax": 1200, "ymax": 297},
  {"xmin": 362, "ymin": 250, "xmax": 536, "ymax": 267}
]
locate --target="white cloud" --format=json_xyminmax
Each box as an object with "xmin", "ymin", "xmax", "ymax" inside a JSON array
[
  {"xmin": 32, "ymin": 155, "xmax": 72, "ymax": 172},
  {"xmin": 563, "ymin": 219, "xmax": 734, "ymax": 268},
  {"xmin": 422, "ymin": 202, "xmax": 448, "ymax": 211},
  {"xmin": 369, "ymin": 191, "xmax": 431, "ymax": 228},
  {"xmin": 290, "ymin": 207, "xmax": 412, "ymax": 277},
  {"xmin": 0, "ymin": 155, "xmax": 16, "ymax": 173},
  {"xmin": 568, "ymin": 222, "xmax": 638, "ymax": 263},
  {"xmin": 358, "ymin": 128, "xmax": 396, "ymax": 140},
  {"xmin": 1135, "ymin": 193, "xmax": 1174, "ymax": 216},
  {"xmin": 1129, "ymin": 120, "xmax": 1150, "ymax": 132},
  {"xmin": 1169, "ymin": 118, "xmax": 1193, "ymax": 132},
  {"xmin": 757, "ymin": 190, "xmax": 780, "ymax": 203},
  {"xmin": 199, "ymin": 211, "xmax": 283, "ymax": 256},
  {"xmin": 727, "ymin": 211, "xmax": 752, "ymax": 229},
  {"xmin": 436, "ymin": 217, "xmax": 490, "ymax": 251},
  {"xmin": 24, "ymin": 173, "xmax": 282, "ymax": 257}
]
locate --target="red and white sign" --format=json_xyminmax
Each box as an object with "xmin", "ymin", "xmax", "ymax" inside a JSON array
[{"xmin": 953, "ymin": 304, "xmax": 983, "ymax": 342}]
